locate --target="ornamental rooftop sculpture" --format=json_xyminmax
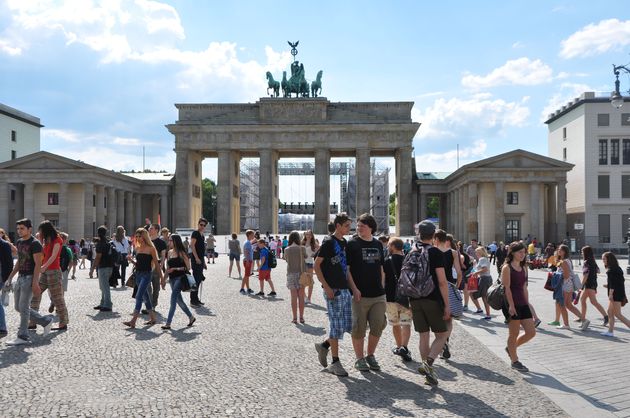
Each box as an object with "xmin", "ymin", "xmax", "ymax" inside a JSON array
[{"xmin": 266, "ymin": 41, "xmax": 323, "ymax": 98}]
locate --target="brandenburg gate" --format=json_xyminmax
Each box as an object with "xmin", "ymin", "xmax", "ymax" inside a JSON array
[{"xmin": 167, "ymin": 98, "xmax": 419, "ymax": 235}]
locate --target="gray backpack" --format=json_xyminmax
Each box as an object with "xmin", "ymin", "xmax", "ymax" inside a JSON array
[{"xmin": 397, "ymin": 242, "xmax": 435, "ymax": 298}]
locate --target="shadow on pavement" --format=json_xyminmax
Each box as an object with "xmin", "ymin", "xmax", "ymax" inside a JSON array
[
  {"xmin": 458, "ymin": 317, "xmax": 500, "ymax": 335},
  {"xmin": 167, "ymin": 328, "xmax": 201, "ymax": 342},
  {"xmin": 296, "ymin": 323, "xmax": 326, "ymax": 336},
  {"xmin": 86, "ymin": 312, "xmax": 122, "ymax": 321},
  {"xmin": 0, "ymin": 345, "xmax": 32, "ymax": 369},
  {"xmin": 446, "ymin": 360, "xmax": 515, "ymax": 385},
  {"xmin": 524, "ymin": 371, "xmax": 619, "ymax": 413},
  {"xmin": 305, "ymin": 303, "xmax": 327, "ymax": 312},
  {"xmin": 534, "ymin": 328, "xmax": 572, "ymax": 338},
  {"xmin": 191, "ymin": 306, "xmax": 216, "ymax": 317}
]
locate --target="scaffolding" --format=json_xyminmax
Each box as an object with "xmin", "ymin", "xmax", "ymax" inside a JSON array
[{"xmin": 239, "ymin": 160, "xmax": 390, "ymax": 233}]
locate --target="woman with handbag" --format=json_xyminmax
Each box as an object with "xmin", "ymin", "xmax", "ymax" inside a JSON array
[
  {"xmin": 578, "ymin": 246, "xmax": 608, "ymax": 331},
  {"xmin": 549, "ymin": 245, "xmax": 582, "ymax": 329},
  {"xmin": 471, "ymin": 247, "xmax": 493, "ymax": 320},
  {"xmin": 434, "ymin": 230, "xmax": 463, "ymax": 359},
  {"xmin": 284, "ymin": 231, "xmax": 307, "ymax": 324},
  {"xmin": 161, "ymin": 234, "xmax": 196, "ymax": 330},
  {"xmin": 301, "ymin": 230, "xmax": 319, "ymax": 305},
  {"xmin": 123, "ymin": 228, "xmax": 163, "ymax": 328},
  {"xmin": 601, "ymin": 252, "xmax": 630, "ymax": 337},
  {"xmin": 502, "ymin": 241, "xmax": 536, "ymax": 372}
]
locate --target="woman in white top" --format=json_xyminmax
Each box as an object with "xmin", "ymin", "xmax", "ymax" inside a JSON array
[
  {"xmin": 301, "ymin": 230, "xmax": 319, "ymax": 304},
  {"xmin": 471, "ymin": 247, "xmax": 493, "ymax": 320},
  {"xmin": 113, "ymin": 226, "xmax": 131, "ymax": 286}
]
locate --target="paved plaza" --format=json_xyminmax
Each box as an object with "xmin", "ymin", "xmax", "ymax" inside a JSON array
[{"xmin": 3, "ymin": 248, "xmax": 625, "ymax": 417}]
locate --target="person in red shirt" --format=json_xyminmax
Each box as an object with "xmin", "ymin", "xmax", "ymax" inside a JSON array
[{"xmin": 29, "ymin": 220, "xmax": 68, "ymax": 331}]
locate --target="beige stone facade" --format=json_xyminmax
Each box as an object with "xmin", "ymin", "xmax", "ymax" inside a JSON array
[
  {"xmin": 415, "ymin": 149, "xmax": 573, "ymax": 245},
  {"xmin": 167, "ymin": 98, "xmax": 419, "ymax": 235},
  {"xmin": 0, "ymin": 152, "xmax": 172, "ymax": 241}
]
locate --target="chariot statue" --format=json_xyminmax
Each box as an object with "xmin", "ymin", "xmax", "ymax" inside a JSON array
[{"xmin": 265, "ymin": 41, "xmax": 323, "ymax": 99}]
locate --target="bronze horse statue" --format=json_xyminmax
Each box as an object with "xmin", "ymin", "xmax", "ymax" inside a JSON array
[
  {"xmin": 266, "ymin": 71, "xmax": 280, "ymax": 97},
  {"xmin": 311, "ymin": 70, "xmax": 323, "ymax": 97}
]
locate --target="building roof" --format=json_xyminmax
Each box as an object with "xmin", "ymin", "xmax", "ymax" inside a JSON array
[
  {"xmin": 0, "ymin": 103, "xmax": 44, "ymax": 128},
  {"xmin": 416, "ymin": 172, "xmax": 451, "ymax": 180},
  {"xmin": 122, "ymin": 172, "xmax": 174, "ymax": 181},
  {"xmin": 544, "ymin": 92, "xmax": 630, "ymax": 124}
]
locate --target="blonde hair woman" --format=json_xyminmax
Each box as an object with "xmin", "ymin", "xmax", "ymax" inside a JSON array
[
  {"xmin": 471, "ymin": 246, "xmax": 492, "ymax": 320},
  {"xmin": 124, "ymin": 228, "xmax": 164, "ymax": 328},
  {"xmin": 301, "ymin": 230, "xmax": 319, "ymax": 304}
]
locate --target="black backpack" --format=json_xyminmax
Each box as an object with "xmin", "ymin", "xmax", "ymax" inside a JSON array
[
  {"xmin": 397, "ymin": 242, "xmax": 435, "ymax": 298},
  {"xmin": 266, "ymin": 247, "xmax": 277, "ymax": 269}
]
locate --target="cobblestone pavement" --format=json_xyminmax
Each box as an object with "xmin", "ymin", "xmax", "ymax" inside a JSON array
[
  {"xmin": 458, "ymin": 259, "xmax": 630, "ymax": 418},
  {"xmin": 0, "ymin": 256, "xmax": 566, "ymax": 417}
]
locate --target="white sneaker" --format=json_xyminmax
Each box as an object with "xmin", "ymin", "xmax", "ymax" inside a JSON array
[
  {"xmin": 601, "ymin": 331, "xmax": 614, "ymax": 337},
  {"xmin": 305, "ymin": 298, "xmax": 311, "ymax": 305},
  {"xmin": 6, "ymin": 337, "xmax": 30, "ymax": 346},
  {"xmin": 556, "ymin": 324, "xmax": 570, "ymax": 330},
  {"xmin": 580, "ymin": 319, "xmax": 590, "ymax": 331},
  {"xmin": 43, "ymin": 318, "xmax": 53, "ymax": 336}
]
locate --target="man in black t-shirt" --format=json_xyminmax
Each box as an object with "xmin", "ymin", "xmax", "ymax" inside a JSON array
[
  {"xmin": 190, "ymin": 218, "xmax": 207, "ymax": 306},
  {"xmin": 148, "ymin": 224, "xmax": 167, "ymax": 309},
  {"xmin": 347, "ymin": 213, "xmax": 386, "ymax": 372},
  {"xmin": 410, "ymin": 220, "xmax": 450, "ymax": 386},
  {"xmin": 313, "ymin": 213, "xmax": 352, "ymax": 377}
]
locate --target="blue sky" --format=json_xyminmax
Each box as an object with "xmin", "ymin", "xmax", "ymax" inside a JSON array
[{"xmin": 1, "ymin": 1, "xmax": 629, "ymax": 202}]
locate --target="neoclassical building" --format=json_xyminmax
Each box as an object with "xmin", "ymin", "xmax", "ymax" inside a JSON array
[
  {"xmin": 414, "ymin": 149, "xmax": 574, "ymax": 245},
  {"xmin": 0, "ymin": 151, "xmax": 173, "ymax": 241}
]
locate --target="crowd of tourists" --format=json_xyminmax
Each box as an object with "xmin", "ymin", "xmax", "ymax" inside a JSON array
[{"xmin": 1, "ymin": 213, "xmax": 628, "ymax": 387}]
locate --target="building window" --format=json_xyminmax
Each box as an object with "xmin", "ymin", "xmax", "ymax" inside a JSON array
[
  {"xmin": 10, "ymin": 189, "xmax": 15, "ymax": 201},
  {"xmin": 104, "ymin": 196, "xmax": 107, "ymax": 208},
  {"xmin": 92, "ymin": 194, "xmax": 96, "ymax": 207},
  {"xmin": 622, "ymin": 114, "xmax": 630, "ymax": 126},
  {"xmin": 48, "ymin": 192, "xmax": 59, "ymax": 205},
  {"xmin": 599, "ymin": 139, "xmax": 608, "ymax": 165},
  {"xmin": 611, "ymin": 139, "xmax": 620, "ymax": 165},
  {"xmin": 11, "ymin": 150, "xmax": 16, "ymax": 160},
  {"xmin": 598, "ymin": 214, "xmax": 610, "ymax": 243},
  {"xmin": 623, "ymin": 175, "xmax": 630, "ymax": 199},
  {"xmin": 506, "ymin": 192, "xmax": 519, "ymax": 205},
  {"xmin": 11, "ymin": 130, "xmax": 16, "ymax": 142},
  {"xmin": 505, "ymin": 220, "xmax": 520, "ymax": 243},
  {"xmin": 623, "ymin": 215, "xmax": 630, "ymax": 240},
  {"xmin": 563, "ymin": 148, "xmax": 567, "ymax": 161},
  {"xmin": 623, "ymin": 139, "xmax": 630, "ymax": 164},
  {"xmin": 598, "ymin": 113, "xmax": 610, "ymax": 126},
  {"xmin": 562, "ymin": 127, "xmax": 567, "ymax": 139},
  {"xmin": 598, "ymin": 175, "xmax": 610, "ymax": 198}
]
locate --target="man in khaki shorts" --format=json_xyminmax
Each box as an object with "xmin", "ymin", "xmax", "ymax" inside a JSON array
[
  {"xmin": 384, "ymin": 237, "xmax": 412, "ymax": 362},
  {"xmin": 347, "ymin": 213, "xmax": 387, "ymax": 372}
]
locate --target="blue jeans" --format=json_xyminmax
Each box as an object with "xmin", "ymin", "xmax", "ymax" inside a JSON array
[
  {"xmin": 97, "ymin": 267, "xmax": 113, "ymax": 309},
  {"xmin": 134, "ymin": 271, "xmax": 153, "ymax": 313},
  {"xmin": 0, "ymin": 299, "xmax": 5, "ymax": 332},
  {"xmin": 190, "ymin": 261, "xmax": 204, "ymax": 304},
  {"xmin": 167, "ymin": 277, "xmax": 193, "ymax": 324}
]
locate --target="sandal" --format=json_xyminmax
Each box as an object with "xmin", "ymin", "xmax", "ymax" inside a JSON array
[
  {"xmin": 161, "ymin": 325, "xmax": 171, "ymax": 330},
  {"xmin": 144, "ymin": 320, "xmax": 156, "ymax": 326},
  {"xmin": 299, "ymin": 318, "xmax": 305, "ymax": 324},
  {"xmin": 187, "ymin": 316, "xmax": 197, "ymax": 327},
  {"xmin": 123, "ymin": 321, "xmax": 135, "ymax": 329},
  {"xmin": 291, "ymin": 319, "xmax": 298, "ymax": 324}
]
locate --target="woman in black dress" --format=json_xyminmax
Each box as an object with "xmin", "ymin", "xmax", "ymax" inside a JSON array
[{"xmin": 601, "ymin": 252, "xmax": 630, "ymax": 337}]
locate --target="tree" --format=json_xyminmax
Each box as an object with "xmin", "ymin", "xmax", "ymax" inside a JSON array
[
  {"xmin": 389, "ymin": 192, "xmax": 396, "ymax": 225},
  {"xmin": 427, "ymin": 196, "xmax": 440, "ymax": 219},
  {"xmin": 201, "ymin": 178, "xmax": 217, "ymax": 232}
]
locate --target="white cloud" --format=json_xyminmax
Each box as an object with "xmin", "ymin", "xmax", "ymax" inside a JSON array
[
  {"xmin": 560, "ymin": 19, "xmax": 630, "ymax": 59},
  {"xmin": 462, "ymin": 57, "xmax": 554, "ymax": 90},
  {"xmin": 0, "ymin": 38, "xmax": 21, "ymax": 55},
  {"xmin": 512, "ymin": 41, "xmax": 525, "ymax": 49},
  {"xmin": 415, "ymin": 140, "xmax": 488, "ymax": 172},
  {"xmin": 539, "ymin": 82, "xmax": 597, "ymax": 122},
  {"xmin": 413, "ymin": 95, "xmax": 530, "ymax": 140}
]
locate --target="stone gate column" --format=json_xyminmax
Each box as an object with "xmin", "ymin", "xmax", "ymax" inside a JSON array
[
  {"xmin": 0, "ymin": 182, "xmax": 9, "ymax": 230},
  {"xmin": 125, "ymin": 191, "xmax": 134, "ymax": 232},
  {"xmin": 23, "ymin": 182, "xmax": 35, "ymax": 222},
  {"xmin": 495, "ymin": 182, "xmax": 505, "ymax": 242},
  {"xmin": 84, "ymin": 182, "xmax": 94, "ymax": 238},
  {"xmin": 356, "ymin": 148, "xmax": 371, "ymax": 216},
  {"xmin": 395, "ymin": 147, "xmax": 413, "ymax": 235},
  {"xmin": 314, "ymin": 149, "xmax": 330, "ymax": 234},
  {"xmin": 134, "ymin": 193, "xmax": 142, "ymax": 229},
  {"xmin": 95, "ymin": 185, "xmax": 105, "ymax": 226},
  {"xmin": 546, "ymin": 184, "xmax": 557, "ymax": 243},
  {"xmin": 259, "ymin": 149, "xmax": 279, "ymax": 234},
  {"xmin": 557, "ymin": 181, "xmax": 567, "ymax": 242},
  {"xmin": 530, "ymin": 183, "xmax": 541, "ymax": 243},
  {"xmin": 160, "ymin": 192, "xmax": 170, "ymax": 229},
  {"xmin": 106, "ymin": 187, "xmax": 116, "ymax": 230},
  {"xmin": 457, "ymin": 187, "xmax": 464, "ymax": 240},
  {"xmin": 58, "ymin": 182, "xmax": 69, "ymax": 232},
  {"xmin": 468, "ymin": 182, "xmax": 478, "ymax": 240},
  {"xmin": 174, "ymin": 150, "xmax": 202, "ymax": 229},
  {"xmin": 217, "ymin": 150, "xmax": 241, "ymax": 234},
  {"xmin": 116, "ymin": 189, "xmax": 125, "ymax": 229},
  {"xmin": 419, "ymin": 191, "xmax": 427, "ymax": 221},
  {"xmin": 462, "ymin": 185, "xmax": 470, "ymax": 243}
]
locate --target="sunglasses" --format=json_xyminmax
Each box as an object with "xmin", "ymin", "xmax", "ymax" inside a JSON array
[{"xmin": 199, "ymin": 223, "xmax": 207, "ymax": 227}]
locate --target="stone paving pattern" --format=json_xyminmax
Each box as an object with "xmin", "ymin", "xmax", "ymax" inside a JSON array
[
  {"xmin": 0, "ymin": 255, "xmax": 567, "ymax": 417},
  {"xmin": 458, "ymin": 258, "xmax": 630, "ymax": 418}
]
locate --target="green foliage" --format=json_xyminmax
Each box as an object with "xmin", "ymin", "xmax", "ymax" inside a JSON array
[
  {"xmin": 427, "ymin": 197, "xmax": 439, "ymax": 218},
  {"xmin": 202, "ymin": 178, "xmax": 217, "ymax": 231},
  {"xmin": 389, "ymin": 193, "xmax": 396, "ymax": 225}
]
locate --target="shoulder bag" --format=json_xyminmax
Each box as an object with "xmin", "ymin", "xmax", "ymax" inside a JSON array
[{"xmin": 299, "ymin": 247, "xmax": 312, "ymax": 287}]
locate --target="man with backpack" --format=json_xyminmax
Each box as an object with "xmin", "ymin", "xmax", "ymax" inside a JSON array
[
  {"xmin": 404, "ymin": 220, "xmax": 450, "ymax": 386},
  {"xmin": 256, "ymin": 239, "xmax": 277, "ymax": 297},
  {"xmin": 313, "ymin": 213, "xmax": 352, "ymax": 376},
  {"xmin": 90, "ymin": 225, "xmax": 116, "ymax": 312}
]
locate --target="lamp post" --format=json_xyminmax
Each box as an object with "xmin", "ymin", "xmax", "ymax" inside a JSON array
[{"xmin": 610, "ymin": 64, "xmax": 630, "ymax": 109}]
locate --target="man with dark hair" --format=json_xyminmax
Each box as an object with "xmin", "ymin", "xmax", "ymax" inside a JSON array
[
  {"xmin": 410, "ymin": 220, "xmax": 450, "ymax": 386},
  {"xmin": 327, "ymin": 222, "xmax": 335, "ymax": 234},
  {"xmin": 4, "ymin": 219, "xmax": 54, "ymax": 345},
  {"xmin": 90, "ymin": 225, "xmax": 114, "ymax": 312},
  {"xmin": 347, "ymin": 213, "xmax": 386, "ymax": 372},
  {"xmin": 190, "ymin": 218, "xmax": 207, "ymax": 306},
  {"xmin": 314, "ymin": 213, "xmax": 352, "ymax": 376},
  {"xmin": 148, "ymin": 223, "xmax": 167, "ymax": 309}
]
